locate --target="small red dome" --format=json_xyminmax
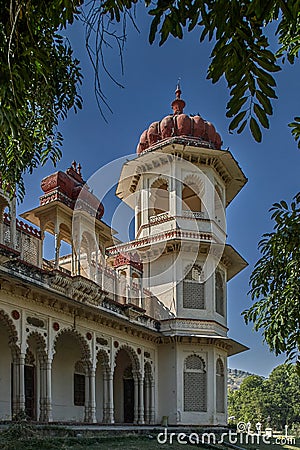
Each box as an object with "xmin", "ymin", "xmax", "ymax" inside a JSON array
[{"xmin": 137, "ymin": 85, "xmax": 222, "ymax": 155}]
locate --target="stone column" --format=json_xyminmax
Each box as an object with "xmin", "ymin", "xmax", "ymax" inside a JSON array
[
  {"xmin": 71, "ymin": 242, "xmax": 75, "ymax": 276},
  {"xmin": 107, "ymin": 371, "xmax": 114, "ymax": 423},
  {"xmin": 11, "ymin": 356, "xmax": 19, "ymax": 418},
  {"xmin": 103, "ymin": 371, "xmax": 108, "ymax": 423},
  {"xmin": 89, "ymin": 368, "xmax": 96, "ymax": 423},
  {"xmin": 39, "ymin": 360, "xmax": 45, "ymax": 422},
  {"xmin": 101, "ymin": 265, "xmax": 105, "ymax": 291},
  {"xmin": 133, "ymin": 376, "xmax": 139, "ymax": 424},
  {"xmin": 94, "ymin": 248, "xmax": 99, "ymax": 282},
  {"xmin": 150, "ymin": 380, "xmax": 155, "ymax": 424},
  {"xmin": 141, "ymin": 178, "xmax": 149, "ymax": 230},
  {"xmin": 144, "ymin": 379, "xmax": 150, "ymax": 424},
  {"xmin": 44, "ymin": 358, "xmax": 53, "ymax": 422},
  {"xmin": 87, "ymin": 248, "xmax": 92, "ymax": 280},
  {"xmin": 134, "ymin": 202, "xmax": 139, "ymax": 237},
  {"xmin": 54, "ymin": 233, "xmax": 61, "ymax": 269},
  {"xmin": 17, "ymin": 353, "xmax": 26, "ymax": 414},
  {"xmin": 138, "ymin": 376, "xmax": 144, "ymax": 424},
  {"xmin": 84, "ymin": 369, "xmax": 90, "ymax": 422}
]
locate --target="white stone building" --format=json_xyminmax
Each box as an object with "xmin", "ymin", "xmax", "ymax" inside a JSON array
[{"xmin": 0, "ymin": 86, "xmax": 248, "ymax": 425}]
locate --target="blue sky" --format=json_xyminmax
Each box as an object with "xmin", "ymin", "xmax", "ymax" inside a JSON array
[{"xmin": 21, "ymin": 8, "xmax": 299, "ymax": 377}]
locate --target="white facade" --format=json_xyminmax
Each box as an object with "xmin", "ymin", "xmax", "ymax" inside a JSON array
[{"xmin": 0, "ymin": 95, "xmax": 248, "ymax": 426}]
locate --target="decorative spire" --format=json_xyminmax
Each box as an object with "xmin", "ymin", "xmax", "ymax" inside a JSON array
[
  {"xmin": 171, "ymin": 80, "xmax": 186, "ymax": 115},
  {"xmin": 175, "ymin": 80, "xmax": 182, "ymax": 99}
]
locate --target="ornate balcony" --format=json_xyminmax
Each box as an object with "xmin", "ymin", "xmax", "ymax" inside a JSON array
[{"xmin": 181, "ymin": 210, "xmax": 207, "ymax": 220}]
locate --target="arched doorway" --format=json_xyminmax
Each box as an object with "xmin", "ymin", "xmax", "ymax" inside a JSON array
[
  {"xmin": 113, "ymin": 346, "xmax": 140, "ymax": 424},
  {"xmin": 52, "ymin": 329, "xmax": 91, "ymax": 422},
  {"xmin": 123, "ymin": 365, "xmax": 134, "ymax": 423},
  {"xmin": 0, "ymin": 310, "xmax": 19, "ymax": 420}
]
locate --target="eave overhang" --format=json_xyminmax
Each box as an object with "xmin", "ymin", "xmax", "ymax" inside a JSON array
[{"xmin": 116, "ymin": 138, "xmax": 248, "ymax": 208}]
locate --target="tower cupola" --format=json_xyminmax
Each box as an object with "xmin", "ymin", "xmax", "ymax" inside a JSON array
[{"xmin": 137, "ymin": 85, "xmax": 222, "ymax": 155}]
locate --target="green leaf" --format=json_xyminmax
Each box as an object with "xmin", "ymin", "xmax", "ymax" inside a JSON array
[
  {"xmin": 254, "ymin": 103, "xmax": 270, "ymax": 129},
  {"xmin": 256, "ymin": 90, "xmax": 273, "ymax": 115},
  {"xmin": 229, "ymin": 110, "xmax": 247, "ymax": 131},
  {"xmin": 250, "ymin": 117, "xmax": 262, "ymax": 142},
  {"xmin": 237, "ymin": 119, "xmax": 247, "ymax": 134}
]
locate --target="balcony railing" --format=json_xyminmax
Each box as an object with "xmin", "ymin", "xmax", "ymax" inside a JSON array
[
  {"xmin": 149, "ymin": 211, "xmax": 170, "ymax": 224},
  {"xmin": 181, "ymin": 210, "xmax": 206, "ymax": 219},
  {"xmin": 1, "ymin": 215, "xmax": 41, "ymax": 267}
]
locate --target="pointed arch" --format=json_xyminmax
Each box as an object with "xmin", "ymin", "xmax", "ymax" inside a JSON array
[
  {"xmin": 97, "ymin": 348, "xmax": 110, "ymax": 372},
  {"xmin": 26, "ymin": 331, "xmax": 47, "ymax": 360},
  {"xmin": 150, "ymin": 177, "xmax": 169, "ymax": 189},
  {"xmin": 53, "ymin": 328, "xmax": 92, "ymax": 364},
  {"xmin": 150, "ymin": 177, "xmax": 169, "ymax": 217},
  {"xmin": 216, "ymin": 357, "xmax": 225, "ymax": 413},
  {"xmin": 144, "ymin": 361, "xmax": 153, "ymax": 381},
  {"xmin": 0, "ymin": 309, "xmax": 20, "ymax": 420},
  {"xmin": 0, "ymin": 309, "xmax": 20, "ymax": 355},
  {"xmin": 113, "ymin": 344, "xmax": 141, "ymax": 424},
  {"xmin": 183, "ymin": 174, "xmax": 204, "ymax": 196},
  {"xmin": 182, "ymin": 174, "xmax": 204, "ymax": 213},
  {"xmin": 114, "ymin": 344, "xmax": 140, "ymax": 373},
  {"xmin": 215, "ymin": 270, "xmax": 225, "ymax": 316},
  {"xmin": 52, "ymin": 328, "xmax": 92, "ymax": 422}
]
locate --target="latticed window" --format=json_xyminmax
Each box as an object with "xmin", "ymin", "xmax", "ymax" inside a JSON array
[
  {"xmin": 22, "ymin": 234, "xmax": 39, "ymax": 265},
  {"xmin": 215, "ymin": 271, "xmax": 224, "ymax": 316},
  {"xmin": 184, "ymin": 355, "xmax": 207, "ymax": 412},
  {"xmin": 183, "ymin": 265, "xmax": 205, "ymax": 309},
  {"xmin": 216, "ymin": 358, "xmax": 225, "ymax": 413}
]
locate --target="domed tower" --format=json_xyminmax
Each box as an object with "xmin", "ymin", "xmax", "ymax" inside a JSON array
[{"xmin": 108, "ymin": 85, "xmax": 248, "ymax": 426}]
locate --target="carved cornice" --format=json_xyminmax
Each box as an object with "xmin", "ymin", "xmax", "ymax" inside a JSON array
[
  {"xmin": 0, "ymin": 268, "xmax": 160, "ymax": 342},
  {"xmin": 159, "ymin": 318, "xmax": 228, "ymax": 336},
  {"xmin": 0, "ymin": 244, "xmax": 20, "ymax": 265}
]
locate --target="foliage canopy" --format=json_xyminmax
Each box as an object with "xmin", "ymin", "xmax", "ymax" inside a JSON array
[
  {"xmin": 0, "ymin": 0, "xmax": 299, "ymax": 196},
  {"xmin": 0, "ymin": 0, "xmax": 82, "ymax": 198},
  {"xmin": 244, "ymin": 194, "xmax": 300, "ymax": 373},
  {"xmin": 228, "ymin": 364, "xmax": 300, "ymax": 429}
]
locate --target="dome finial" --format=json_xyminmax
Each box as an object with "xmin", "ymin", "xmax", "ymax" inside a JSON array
[
  {"xmin": 175, "ymin": 78, "xmax": 182, "ymax": 99},
  {"xmin": 172, "ymin": 78, "xmax": 185, "ymax": 115}
]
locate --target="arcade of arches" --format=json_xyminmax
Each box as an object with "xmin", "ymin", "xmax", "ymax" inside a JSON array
[{"xmin": 0, "ymin": 312, "xmax": 156, "ymax": 424}]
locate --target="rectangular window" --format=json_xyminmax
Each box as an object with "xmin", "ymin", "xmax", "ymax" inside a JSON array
[{"xmin": 74, "ymin": 373, "xmax": 85, "ymax": 406}]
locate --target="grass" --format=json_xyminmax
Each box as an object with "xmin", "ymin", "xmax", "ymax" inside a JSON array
[
  {"xmin": 241, "ymin": 439, "xmax": 300, "ymax": 450},
  {"xmin": 0, "ymin": 434, "xmax": 204, "ymax": 450},
  {"xmin": 0, "ymin": 424, "xmax": 299, "ymax": 450},
  {"xmin": 225, "ymin": 435, "xmax": 300, "ymax": 450}
]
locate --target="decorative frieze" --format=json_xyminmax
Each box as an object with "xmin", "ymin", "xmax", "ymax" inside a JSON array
[{"xmin": 160, "ymin": 318, "xmax": 227, "ymax": 336}]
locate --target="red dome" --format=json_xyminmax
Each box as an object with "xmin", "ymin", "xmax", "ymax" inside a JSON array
[
  {"xmin": 40, "ymin": 162, "xmax": 104, "ymax": 220},
  {"xmin": 137, "ymin": 85, "xmax": 222, "ymax": 155}
]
